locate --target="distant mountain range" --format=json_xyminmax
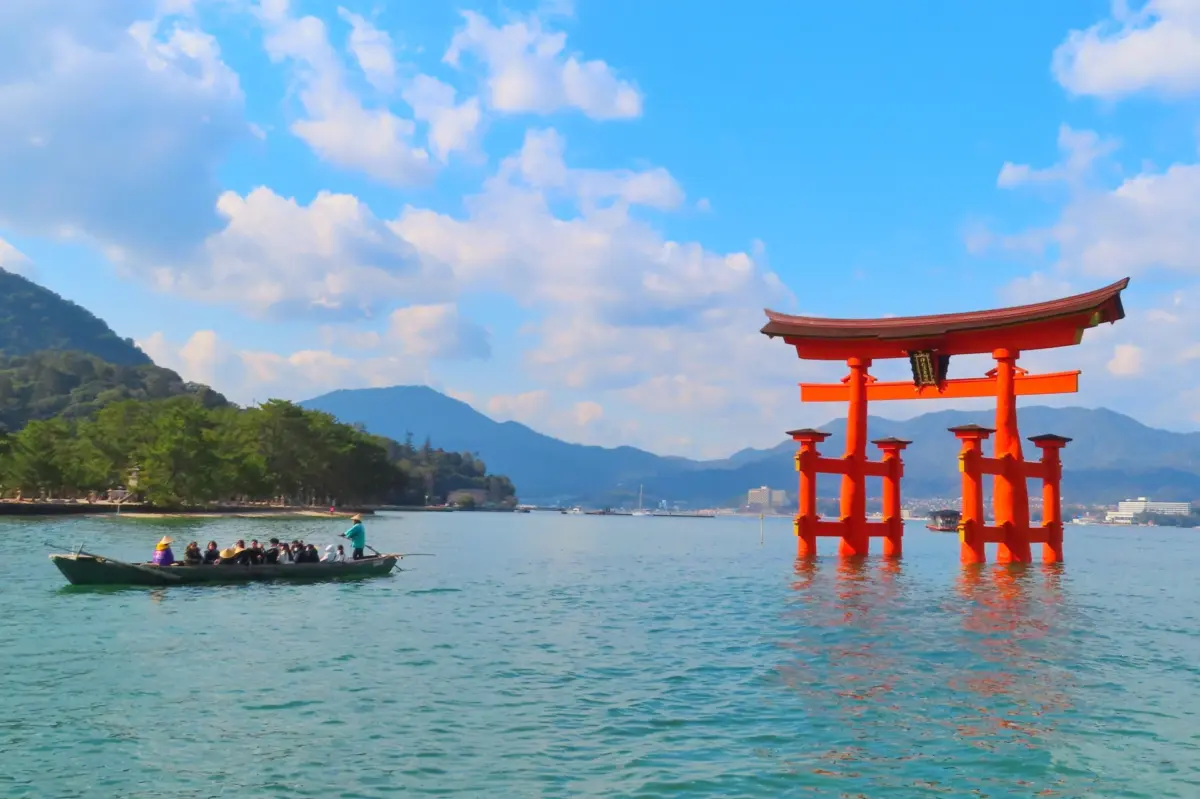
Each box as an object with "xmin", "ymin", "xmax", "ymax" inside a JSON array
[{"xmin": 302, "ymin": 386, "xmax": 1200, "ymax": 506}]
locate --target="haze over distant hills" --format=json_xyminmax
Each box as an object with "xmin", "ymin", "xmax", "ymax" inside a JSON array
[{"xmin": 302, "ymin": 385, "xmax": 1200, "ymax": 506}]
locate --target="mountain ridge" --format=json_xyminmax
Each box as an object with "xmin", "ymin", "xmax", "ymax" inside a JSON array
[
  {"xmin": 302, "ymin": 385, "xmax": 1200, "ymax": 506},
  {"xmin": 0, "ymin": 269, "xmax": 151, "ymax": 366}
]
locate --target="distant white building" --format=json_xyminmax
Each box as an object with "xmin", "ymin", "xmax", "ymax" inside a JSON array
[
  {"xmin": 747, "ymin": 486, "xmax": 789, "ymax": 510},
  {"xmin": 1117, "ymin": 497, "xmax": 1192, "ymax": 516}
]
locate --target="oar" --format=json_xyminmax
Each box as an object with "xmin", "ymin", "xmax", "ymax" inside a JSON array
[
  {"xmin": 44, "ymin": 540, "xmax": 101, "ymax": 558},
  {"xmin": 363, "ymin": 544, "xmax": 434, "ymax": 559},
  {"xmin": 45, "ymin": 540, "xmax": 182, "ymax": 582}
]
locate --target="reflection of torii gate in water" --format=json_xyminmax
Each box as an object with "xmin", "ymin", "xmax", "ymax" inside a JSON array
[{"xmin": 760, "ymin": 278, "xmax": 1129, "ymax": 564}]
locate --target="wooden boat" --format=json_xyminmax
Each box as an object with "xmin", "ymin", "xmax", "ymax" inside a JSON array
[
  {"xmin": 926, "ymin": 509, "xmax": 962, "ymax": 532},
  {"xmin": 49, "ymin": 551, "xmax": 400, "ymax": 587}
]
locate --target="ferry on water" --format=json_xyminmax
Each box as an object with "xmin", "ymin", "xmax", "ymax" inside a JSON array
[{"xmin": 926, "ymin": 509, "xmax": 961, "ymax": 532}]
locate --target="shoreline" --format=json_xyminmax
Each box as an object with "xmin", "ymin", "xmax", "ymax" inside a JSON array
[{"xmin": 0, "ymin": 502, "xmax": 372, "ymax": 519}]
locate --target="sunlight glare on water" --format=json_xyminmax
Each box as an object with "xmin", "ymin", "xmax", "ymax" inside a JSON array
[{"xmin": 3, "ymin": 512, "xmax": 1200, "ymax": 797}]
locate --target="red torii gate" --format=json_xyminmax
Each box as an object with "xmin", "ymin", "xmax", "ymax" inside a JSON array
[{"xmin": 760, "ymin": 278, "xmax": 1129, "ymax": 564}]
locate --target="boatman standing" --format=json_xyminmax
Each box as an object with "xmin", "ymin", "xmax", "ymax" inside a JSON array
[{"xmin": 343, "ymin": 513, "xmax": 367, "ymax": 560}]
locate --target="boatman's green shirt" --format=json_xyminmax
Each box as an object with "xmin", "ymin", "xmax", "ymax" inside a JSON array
[{"xmin": 344, "ymin": 522, "xmax": 366, "ymax": 549}]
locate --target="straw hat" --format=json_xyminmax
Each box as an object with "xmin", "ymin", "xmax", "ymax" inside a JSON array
[
  {"xmin": 155, "ymin": 536, "xmax": 173, "ymax": 550},
  {"xmin": 325, "ymin": 544, "xmax": 334, "ymax": 552},
  {"xmin": 350, "ymin": 513, "xmax": 362, "ymax": 522},
  {"xmin": 219, "ymin": 546, "xmax": 242, "ymax": 559}
]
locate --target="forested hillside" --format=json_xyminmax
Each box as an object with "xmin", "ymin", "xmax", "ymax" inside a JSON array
[
  {"xmin": 0, "ymin": 398, "xmax": 518, "ymax": 507},
  {"xmin": 0, "ymin": 350, "xmax": 227, "ymax": 432},
  {"xmin": 0, "ymin": 270, "xmax": 150, "ymax": 365}
]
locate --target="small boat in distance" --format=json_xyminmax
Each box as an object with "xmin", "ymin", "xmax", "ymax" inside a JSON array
[
  {"xmin": 49, "ymin": 550, "xmax": 400, "ymax": 587},
  {"xmin": 926, "ymin": 509, "xmax": 961, "ymax": 532}
]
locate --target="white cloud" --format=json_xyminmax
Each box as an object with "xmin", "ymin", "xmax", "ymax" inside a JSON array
[
  {"xmin": 316, "ymin": 302, "xmax": 491, "ymax": 358},
  {"xmin": 996, "ymin": 125, "xmax": 1117, "ymax": 189},
  {"xmin": 386, "ymin": 128, "xmax": 808, "ymax": 449},
  {"xmin": 387, "ymin": 304, "xmax": 491, "ymax": 359},
  {"xmin": 139, "ymin": 329, "xmax": 429, "ymax": 404},
  {"xmin": 394, "ymin": 128, "xmax": 731, "ymax": 325},
  {"xmin": 336, "ymin": 7, "xmax": 396, "ymax": 93},
  {"xmin": 1009, "ymin": 163, "xmax": 1200, "ymax": 279},
  {"xmin": 475, "ymin": 390, "xmax": 641, "ymax": 448},
  {"xmin": 989, "ymin": 128, "xmax": 1200, "ymax": 430},
  {"xmin": 570, "ymin": 400, "xmax": 604, "ymax": 427},
  {"xmin": 517, "ymin": 129, "xmax": 683, "ymax": 210},
  {"xmin": 0, "ymin": 0, "xmax": 246, "ymax": 259},
  {"xmin": 1052, "ymin": 0, "xmax": 1200, "ymax": 98},
  {"xmin": 260, "ymin": 1, "xmax": 433, "ymax": 185},
  {"xmin": 444, "ymin": 11, "xmax": 641, "ymax": 119},
  {"xmin": 154, "ymin": 186, "xmax": 454, "ymax": 318},
  {"xmin": 444, "ymin": 388, "xmax": 477, "ymax": 406},
  {"xmin": 401, "ymin": 75, "xmax": 483, "ymax": 162},
  {"xmin": 616, "ymin": 375, "xmax": 732, "ymax": 415},
  {"xmin": 998, "ymin": 272, "xmax": 1077, "ymax": 305},
  {"xmin": 486, "ymin": 390, "xmax": 550, "ymax": 422},
  {"xmin": 0, "ymin": 237, "xmax": 35, "ymax": 278},
  {"xmin": 1107, "ymin": 343, "xmax": 1145, "ymax": 376}
]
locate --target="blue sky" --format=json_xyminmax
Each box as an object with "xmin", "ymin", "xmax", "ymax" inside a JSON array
[{"xmin": 1, "ymin": 0, "xmax": 1199, "ymax": 458}]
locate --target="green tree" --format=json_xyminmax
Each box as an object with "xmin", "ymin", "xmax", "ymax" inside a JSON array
[
  {"xmin": 138, "ymin": 401, "xmax": 224, "ymax": 506},
  {"xmin": 0, "ymin": 394, "xmax": 513, "ymax": 507}
]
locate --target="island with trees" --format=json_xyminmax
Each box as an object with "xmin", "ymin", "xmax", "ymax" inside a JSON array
[
  {"xmin": 0, "ymin": 396, "xmax": 517, "ymax": 512},
  {"xmin": 0, "ymin": 270, "xmax": 518, "ymax": 512}
]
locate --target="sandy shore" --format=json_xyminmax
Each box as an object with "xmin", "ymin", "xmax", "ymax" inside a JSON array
[
  {"xmin": 111, "ymin": 509, "xmax": 360, "ymax": 520},
  {"xmin": 0, "ymin": 501, "xmax": 371, "ymax": 519}
]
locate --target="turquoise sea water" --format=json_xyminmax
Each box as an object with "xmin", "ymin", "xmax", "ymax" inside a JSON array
[{"xmin": 3, "ymin": 512, "xmax": 1200, "ymax": 797}]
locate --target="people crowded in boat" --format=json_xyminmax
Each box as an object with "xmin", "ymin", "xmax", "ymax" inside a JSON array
[{"xmin": 153, "ymin": 522, "xmax": 372, "ymax": 567}]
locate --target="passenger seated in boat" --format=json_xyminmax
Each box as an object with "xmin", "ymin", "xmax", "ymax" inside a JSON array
[
  {"xmin": 217, "ymin": 546, "xmax": 247, "ymax": 565},
  {"xmin": 263, "ymin": 538, "xmax": 281, "ymax": 565},
  {"xmin": 183, "ymin": 541, "xmax": 203, "ymax": 565},
  {"xmin": 152, "ymin": 537, "xmax": 175, "ymax": 566},
  {"xmin": 248, "ymin": 540, "xmax": 264, "ymax": 565},
  {"xmin": 202, "ymin": 541, "xmax": 220, "ymax": 564},
  {"xmin": 278, "ymin": 543, "xmax": 294, "ymax": 563},
  {"xmin": 229, "ymin": 540, "xmax": 253, "ymax": 565},
  {"xmin": 304, "ymin": 544, "xmax": 320, "ymax": 562}
]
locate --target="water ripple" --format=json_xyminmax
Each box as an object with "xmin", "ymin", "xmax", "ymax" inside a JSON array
[{"xmin": 4, "ymin": 515, "xmax": 1200, "ymax": 796}]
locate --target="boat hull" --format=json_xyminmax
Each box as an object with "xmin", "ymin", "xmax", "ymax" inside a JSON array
[{"xmin": 49, "ymin": 553, "xmax": 399, "ymax": 587}]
